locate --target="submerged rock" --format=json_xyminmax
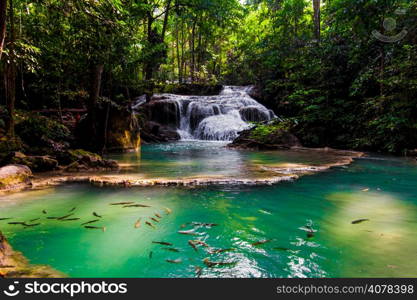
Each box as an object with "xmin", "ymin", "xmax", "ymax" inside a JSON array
[
  {"xmin": 0, "ymin": 231, "xmax": 64, "ymax": 278},
  {"xmin": 0, "ymin": 165, "xmax": 32, "ymax": 190}
]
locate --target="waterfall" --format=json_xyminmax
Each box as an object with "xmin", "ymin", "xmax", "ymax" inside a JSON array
[{"xmin": 147, "ymin": 86, "xmax": 277, "ymax": 141}]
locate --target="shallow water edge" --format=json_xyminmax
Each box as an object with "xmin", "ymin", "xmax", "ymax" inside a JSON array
[{"xmin": 1, "ymin": 147, "xmax": 364, "ymax": 195}]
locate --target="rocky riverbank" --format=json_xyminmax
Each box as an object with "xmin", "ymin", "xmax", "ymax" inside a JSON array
[
  {"xmin": 0, "ymin": 231, "xmax": 64, "ymax": 278},
  {"xmin": 0, "ymin": 147, "xmax": 363, "ymax": 194}
]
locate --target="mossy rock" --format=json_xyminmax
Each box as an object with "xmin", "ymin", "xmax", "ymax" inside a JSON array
[
  {"xmin": 58, "ymin": 149, "xmax": 119, "ymax": 172},
  {"xmin": 0, "ymin": 165, "xmax": 32, "ymax": 190},
  {"xmin": 2, "ymin": 152, "xmax": 58, "ymax": 172},
  {"xmin": 56, "ymin": 149, "xmax": 101, "ymax": 166},
  {"xmin": 229, "ymin": 121, "xmax": 301, "ymax": 150}
]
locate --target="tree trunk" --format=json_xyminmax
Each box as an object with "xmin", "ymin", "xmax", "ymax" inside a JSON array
[
  {"xmin": 4, "ymin": 0, "xmax": 15, "ymax": 137},
  {"xmin": 0, "ymin": 0, "xmax": 6, "ymax": 60},
  {"xmin": 313, "ymin": 0, "xmax": 321, "ymax": 41},
  {"xmin": 161, "ymin": 0, "xmax": 172, "ymax": 41},
  {"xmin": 88, "ymin": 64, "xmax": 104, "ymax": 138},
  {"xmin": 176, "ymin": 22, "xmax": 182, "ymax": 83},
  {"xmin": 190, "ymin": 20, "xmax": 196, "ymax": 82},
  {"xmin": 180, "ymin": 20, "xmax": 186, "ymax": 82},
  {"xmin": 145, "ymin": 12, "xmax": 154, "ymax": 81}
]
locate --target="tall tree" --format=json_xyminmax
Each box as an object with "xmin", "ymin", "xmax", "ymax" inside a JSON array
[
  {"xmin": 312, "ymin": 0, "xmax": 320, "ymax": 40},
  {"xmin": 0, "ymin": 0, "xmax": 6, "ymax": 59},
  {"xmin": 4, "ymin": 0, "xmax": 16, "ymax": 137}
]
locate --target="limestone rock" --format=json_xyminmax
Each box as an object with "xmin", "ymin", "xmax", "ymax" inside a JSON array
[
  {"xmin": 0, "ymin": 165, "xmax": 32, "ymax": 190},
  {"xmin": 229, "ymin": 126, "xmax": 301, "ymax": 150},
  {"xmin": 2, "ymin": 152, "xmax": 58, "ymax": 172}
]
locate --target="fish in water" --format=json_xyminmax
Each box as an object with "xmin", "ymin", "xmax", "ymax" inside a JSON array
[
  {"xmin": 208, "ymin": 248, "xmax": 235, "ymax": 254},
  {"xmin": 123, "ymin": 204, "xmax": 151, "ymax": 208},
  {"xmin": 252, "ymin": 240, "xmax": 272, "ymax": 246},
  {"xmin": 195, "ymin": 266, "xmax": 203, "ymax": 277},
  {"xmin": 23, "ymin": 223, "xmax": 41, "ymax": 227},
  {"xmin": 57, "ymin": 213, "xmax": 75, "ymax": 220},
  {"xmin": 192, "ymin": 222, "xmax": 218, "ymax": 228},
  {"xmin": 178, "ymin": 230, "xmax": 198, "ymax": 236},
  {"xmin": 152, "ymin": 241, "xmax": 173, "ymax": 246},
  {"xmin": 150, "ymin": 217, "xmax": 159, "ymax": 223},
  {"xmin": 145, "ymin": 221, "xmax": 155, "ymax": 229},
  {"xmin": 307, "ymin": 232, "xmax": 315, "ymax": 239},
  {"xmin": 193, "ymin": 240, "xmax": 209, "ymax": 248},
  {"xmin": 149, "ymin": 251, "xmax": 153, "ymax": 259},
  {"xmin": 188, "ymin": 240, "xmax": 199, "ymax": 252},
  {"xmin": 42, "ymin": 210, "xmax": 47, "ymax": 214},
  {"xmin": 81, "ymin": 220, "xmax": 99, "ymax": 226},
  {"xmin": 155, "ymin": 213, "xmax": 162, "ymax": 219},
  {"xmin": 8, "ymin": 222, "xmax": 26, "ymax": 226},
  {"xmin": 164, "ymin": 207, "xmax": 172, "ymax": 215},
  {"xmin": 84, "ymin": 226, "xmax": 106, "ymax": 232},
  {"xmin": 362, "ymin": 188, "xmax": 370, "ymax": 192},
  {"xmin": 273, "ymin": 247, "xmax": 291, "ymax": 252},
  {"xmin": 203, "ymin": 258, "xmax": 236, "ymax": 268},
  {"xmin": 352, "ymin": 219, "xmax": 370, "ymax": 225},
  {"xmin": 166, "ymin": 259, "xmax": 182, "ymax": 264},
  {"xmin": 0, "ymin": 218, "xmax": 12, "ymax": 221},
  {"xmin": 110, "ymin": 202, "xmax": 134, "ymax": 206},
  {"xmin": 29, "ymin": 218, "xmax": 40, "ymax": 222},
  {"xmin": 162, "ymin": 248, "xmax": 180, "ymax": 253},
  {"xmin": 93, "ymin": 212, "xmax": 102, "ymax": 218},
  {"xmin": 134, "ymin": 218, "xmax": 142, "ymax": 229},
  {"xmin": 61, "ymin": 218, "xmax": 80, "ymax": 222},
  {"xmin": 68, "ymin": 207, "xmax": 76, "ymax": 213}
]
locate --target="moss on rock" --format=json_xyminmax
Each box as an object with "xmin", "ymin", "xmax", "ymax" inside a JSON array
[
  {"xmin": 229, "ymin": 120, "xmax": 301, "ymax": 150},
  {"xmin": 2, "ymin": 152, "xmax": 58, "ymax": 172},
  {"xmin": 0, "ymin": 165, "xmax": 32, "ymax": 190}
]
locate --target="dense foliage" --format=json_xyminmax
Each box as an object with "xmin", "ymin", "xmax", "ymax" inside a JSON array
[
  {"xmin": 0, "ymin": 0, "xmax": 416, "ymax": 153},
  {"xmin": 227, "ymin": 0, "xmax": 417, "ymax": 153}
]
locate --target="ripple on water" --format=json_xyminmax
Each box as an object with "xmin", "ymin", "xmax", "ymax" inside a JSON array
[{"xmin": 1, "ymin": 144, "xmax": 417, "ymax": 278}]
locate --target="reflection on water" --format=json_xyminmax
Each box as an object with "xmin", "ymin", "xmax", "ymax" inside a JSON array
[
  {"xmin": 0, "ymin": 143, "xmax": 417, "ymax": 278},
  {"xmin": 105, "ymin": 141, "xmax": 355, "ymax": 181}
]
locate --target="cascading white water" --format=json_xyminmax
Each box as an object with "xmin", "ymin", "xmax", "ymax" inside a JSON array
[{"xmin": 150, "ymin": 86, "xmax": 276, "ymax": 141}]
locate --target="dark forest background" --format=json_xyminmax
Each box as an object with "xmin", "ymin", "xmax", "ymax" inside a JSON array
[{"xmin": 0, "ymin": 0, "xmax": 416, "ymax": 154}]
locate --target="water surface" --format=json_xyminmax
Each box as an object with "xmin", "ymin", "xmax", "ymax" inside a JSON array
[{"xmin": 1, "ymin": 143, "xmax": 417, "ymax": 278}]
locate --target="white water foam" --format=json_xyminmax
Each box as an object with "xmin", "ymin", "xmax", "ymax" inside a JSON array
[{"xmin": 148, "ymin": 86, "xmax": 277, "ymax": 141}]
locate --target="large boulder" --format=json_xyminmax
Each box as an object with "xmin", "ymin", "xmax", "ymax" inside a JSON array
[
  {"xmin": 144, "ymin": 99, "xmax": 181, "ymax": 128},
  {"xmin": 57, "ymin": 149, "xmax": 119, "ymax": 172},
  {"xmin": 2, "ymin": 152, "xmax": 58, "ymax": 172},
  {"xmin": 229, "ymin": 122, "xmax": 301, "ymax": 150},
  {"xmin": 0, "ymin": 165, "xmax": 32, "ymax": 190},
  {"xmin": 239, "ymin": 106, "xmax": 271, "ymax": 123},
  {"xmin": 144, "ymin": 121, "xmax": 180, "ymax": 142},
  {"xmin": 76, "ymin": 100, "xmax": 141, "ymax": 152},
  {"xmin": 246, "ymin": 85, "xmax": 263, "ymax": 102}
]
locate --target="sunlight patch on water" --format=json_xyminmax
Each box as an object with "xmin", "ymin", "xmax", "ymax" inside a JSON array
[{"xmin": 324, "ymin": 191, "xmax": 417, "ymax": 277}]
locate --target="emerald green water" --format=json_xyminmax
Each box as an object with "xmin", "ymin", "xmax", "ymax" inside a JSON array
[{"xmin": 1, "ymin": 142, "xmax": 417, "ymax": 278}]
